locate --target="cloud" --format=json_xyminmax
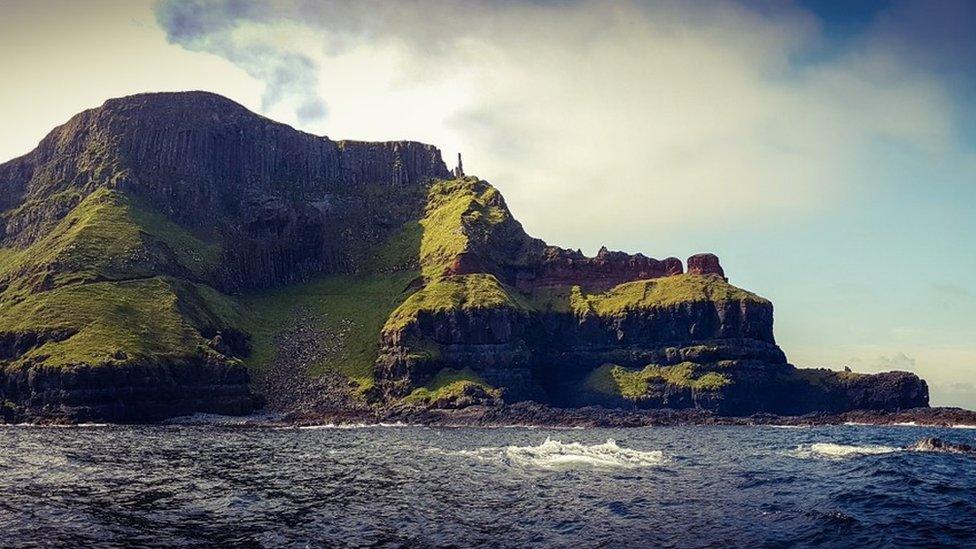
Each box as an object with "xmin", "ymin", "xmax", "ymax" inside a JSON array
[
  {"xmin": 847, "ymin": 352, "xmax": 917, "ymax": 373},
  {"xmin": 155, "ymin": 0, "xmax": 327, "ymax": 123},
  {"xmin": 151, "ymin": 0, "xmax": 967, "ymax": 248}
]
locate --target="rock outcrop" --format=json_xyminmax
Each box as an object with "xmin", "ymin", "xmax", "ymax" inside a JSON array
[
  {"xmin": 512, "ymin": 247, "xmax": 684, "ymax": 292},
  {"xmin": 687, "ymin": 253, "xmax": 726, "ymax": 279},
  {"xmin": 374, "ymin": 177, "xmax": 928, "ymax": 415}
]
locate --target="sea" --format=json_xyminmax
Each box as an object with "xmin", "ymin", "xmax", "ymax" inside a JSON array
[{"xmin": 1, "ymin": 421, "xmax": 974, "ymax": 548}]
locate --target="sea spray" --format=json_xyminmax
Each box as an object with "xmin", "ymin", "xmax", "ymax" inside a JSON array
[
  {"xmin": 788, "ymin": 443, "xmax": 901, "ymax": 460},
  {"xmin": 436, "ymin": 437, "xmax": 667, "ymax": 470}
]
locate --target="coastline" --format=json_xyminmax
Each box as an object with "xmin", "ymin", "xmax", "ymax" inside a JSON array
[{"xmin": 144, "ymin": 404, "xmax": 976, "ymax": 430}]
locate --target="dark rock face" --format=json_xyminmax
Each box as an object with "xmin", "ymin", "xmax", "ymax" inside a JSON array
[
  {"xmin": 0, "ymin": 360, "xmax": 256, "ymax": 423},
  {"xmin": 377, "ymin": 268, "xmax": 929, "ymax": 416},
  {"xmin": 376, "ymin": 286, "xmax": 790, "ymax": 410},
  {"xmin": 0, "ymin": 91, "xmax": 449, "ymax": 290},
  {"xmin": 377, "ymin": 307, "xmax": 541, "ymax": 401}
]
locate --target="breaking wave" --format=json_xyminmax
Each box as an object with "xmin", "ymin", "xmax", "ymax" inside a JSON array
[
  {"xmin": 788, "ymin": 443, "xmax": 901, "ymax": 460},
  {"xmin": 446, "ymin": 437, "xmax": 667, "ymax": 470},
  {"xmin": 506, "ymin": 438, "xmax": 667, "ymax": 469}
]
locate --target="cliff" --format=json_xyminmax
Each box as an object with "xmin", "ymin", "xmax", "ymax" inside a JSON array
[{"xmin": 0, "ymin": 92, "xmax": 928, "ymax": 422}]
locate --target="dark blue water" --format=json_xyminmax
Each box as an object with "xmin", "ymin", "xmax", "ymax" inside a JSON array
[{"xmin": 1, "ymin": 422, "xmax": 974, "ymax": 548}]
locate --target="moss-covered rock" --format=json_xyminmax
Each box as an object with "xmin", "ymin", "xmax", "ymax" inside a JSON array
[{"xmin": 403, "ymin": 367, "xmax": 502, "ymax": 408}]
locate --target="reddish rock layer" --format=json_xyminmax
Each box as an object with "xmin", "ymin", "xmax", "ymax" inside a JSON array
[
  {"xmin": 512, "ymin": 246, "xmax": 684, "ymax": 292},
  {"xmin": 687, "ymin": 253, "xmax": 726, "ymax": 279}
]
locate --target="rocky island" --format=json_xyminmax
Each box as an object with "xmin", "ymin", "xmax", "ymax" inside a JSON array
[{"xmin": 0, "ymin": 92, "xmax": 933, "ymax": 424}]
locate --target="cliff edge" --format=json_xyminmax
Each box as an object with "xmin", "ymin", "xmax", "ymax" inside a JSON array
[{"xmin": 0, "ymin": 92, "xmax": 928, "ymax": 422}]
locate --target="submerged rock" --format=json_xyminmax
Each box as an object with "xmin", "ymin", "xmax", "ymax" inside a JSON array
[{"xmin": 908, "ymin": 437, "xmax": 976, "ymax": 456}]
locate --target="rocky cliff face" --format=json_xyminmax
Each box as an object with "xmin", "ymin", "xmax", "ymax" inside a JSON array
[
  {"xmin": 0, "ymin": 92, "xmax": 929, "ymax": 422},
  {"xmin": 1, "ymin": 91, "xmax": 449, "ymax": 289},
  {"xmin": 375, "ymin": 177, "xmax": 928, "ymax": 415}
]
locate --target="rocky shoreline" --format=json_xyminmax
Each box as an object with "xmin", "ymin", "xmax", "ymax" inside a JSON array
[
  {"xmin": 285, "ymin": 404, "xmax": 976, "ymax": 429},
  {"xmin": 154, "ymin": 403, "xmax": 976, "ymax": 430},
  {"xmin": 5, "ymin": 400, "xmax": 975, "ymax": 428}
]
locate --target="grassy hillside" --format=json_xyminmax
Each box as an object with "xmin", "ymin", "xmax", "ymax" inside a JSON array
[
  {"xmin": 241, "ymin": 272, "xmax": 418, "ymax": 391},
  {"xmin": 419, "ymin": 177, "xmax": 533, "ymax": 279},
  {"xmin": 0, "ymin": 189, "xmax": 237, "ymax": 370},
  {"xmin": 0, "ymin": 276, "xmax": 242, "ymax": 368},
  {"xmin": 0, "ymin": 189, "xmax": 219, "ymax": 297}
]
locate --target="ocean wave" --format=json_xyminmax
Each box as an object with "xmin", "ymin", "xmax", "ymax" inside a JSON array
[
  {"xmin": 504, "ymin": 437, "xmax": 666, "ymax": 470},
  {"xmin": 788, "ymin": 443, "xmax": 901, "ymax": 460},
  {"xmin": 431, "ymin": 437, "xmax": 666, "ymax": 470}
]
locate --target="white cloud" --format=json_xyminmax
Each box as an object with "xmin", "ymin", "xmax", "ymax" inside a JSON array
[{"xmin": 152, "ymin": 0, "xmax": 960, "ymax": 249}]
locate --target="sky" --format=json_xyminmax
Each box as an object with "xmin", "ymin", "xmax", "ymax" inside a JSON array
[{"xmin": 1, "ymin": 0, "xmax": 974, "ymax": 407}]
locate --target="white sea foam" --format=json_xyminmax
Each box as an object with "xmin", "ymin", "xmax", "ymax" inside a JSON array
[
  {"xmin": 295, "ymin": 422, "xmax": 411, "ymax": 430},
  {"xmin": 164, "ymin": 412, "xmax": 282, "ymax": 426},
  {"xmin": 502, "ymin": 437, "xmax": 667, "ymax": 470},
  {"xmin": 788, "ymin": 443, "xmax": 901, "ymax": 460},
  {"xmin": 431, "ymin": 437, "xmax": 666, "ymax": 470},
  {"xmin": 951, "ymin": 424, "xmax": 976, "ymax": 429}
]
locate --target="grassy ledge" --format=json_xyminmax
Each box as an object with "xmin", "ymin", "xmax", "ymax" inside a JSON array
[
  {"xmin": 584, "ymin": 362, "xmax": 732, "ymax": 399},
  {"xmin": 530, "ymin": 274, "xmax": 768, "ymax": 317},
  {"xmin": 402, "ymin": 367, "xmax": 498, "ymax": 404},
  {"xmin": 0, "ymin": 188, "xmax": 220, "ymax": 296},
  {"xmin": 383, "ymin": 273, "xmax": 531, "ymax": 333}
]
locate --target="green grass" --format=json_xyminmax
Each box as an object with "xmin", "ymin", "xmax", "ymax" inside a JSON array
[
  {"xmin": 241, "ymin": 271, "xmax": 419, "ymax": 391},
  {"xmin": 584, "ymin": 362, "xmax": 732, "ymax": 399},
  {"xmin": 419, "ymin": 178, "xmax": 513, "ymax": 279},
  {"xmin": 0, "ymin": 247, "xmax": 16, "ymax": 276},
  {"xmin": 0, "ymin": 189, "xmax": 220, "ymax": 296},
  {"xmin": 402, "ymin": 367, "xmax": 498, "ymax": 404},
  {"xmin": 0, "ymin": 189, "xmax": 146, "ymax": 291},
  {"xmin": 129, "ymin": 201, "xmax": 221, "ymax": 278},
  {"xmin": 364, "ymin": 220, "xmax": 423, "ymax": 273},
  {"xmin": 0, "ymin": 276, "xmax": 241, "ymax": 369},
  {"xmin": 0, "ymin": 189, "xmax": 238, "ymax": 371},
  {"xmin": 384, "ymin": 273, "xmax": 531, "ymax": 333},
  {"xmin": 530, "ymin": 274, "xmax": 768, "ymax": 317}
]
